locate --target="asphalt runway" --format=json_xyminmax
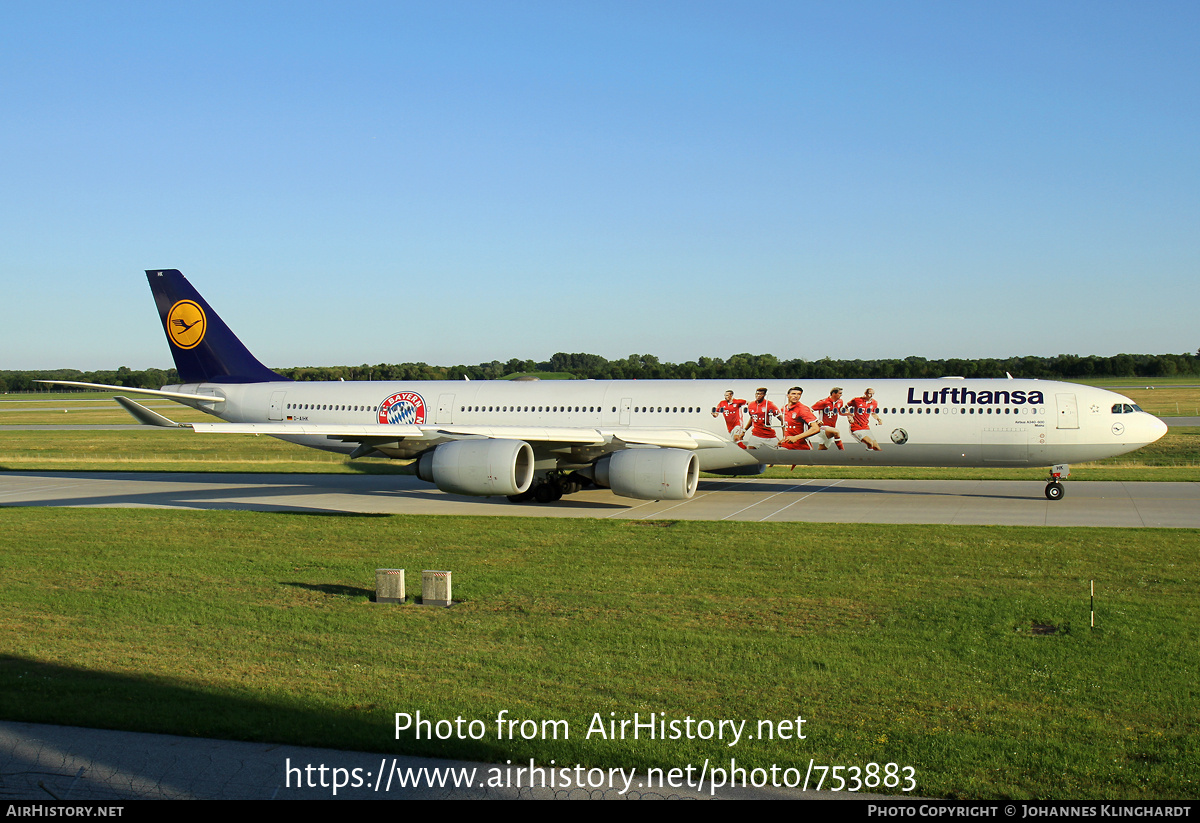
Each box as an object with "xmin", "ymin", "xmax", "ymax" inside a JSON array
[{"xmin": 1, "ymin": 471, "xmax": 1197, "ymax": 527}]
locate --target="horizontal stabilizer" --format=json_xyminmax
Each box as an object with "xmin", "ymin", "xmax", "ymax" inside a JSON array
[
  {"xmin": 36, "ymin": 380, "xmax": 224, "ymax": 403},
  {"xmin": 113, "ymin": 396, "xmax": 190, "ymax": 428}
]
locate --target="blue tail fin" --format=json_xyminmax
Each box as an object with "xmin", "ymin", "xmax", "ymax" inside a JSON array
[{"xmin": 146, "ymin": 269, "xmax": 289, "ymax": 384}]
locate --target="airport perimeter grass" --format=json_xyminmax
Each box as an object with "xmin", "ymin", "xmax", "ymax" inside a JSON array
[
  {"xmin": 0, "ymin": 430, "xmax": 410, "ymax": 474},
  {"xmin": 1, "ymin": 509, "xmax": 1196, "ymax": 799}
]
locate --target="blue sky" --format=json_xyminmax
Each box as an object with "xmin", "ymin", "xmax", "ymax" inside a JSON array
[{"xmin": 3, "ymin": 1, "xmax": 1197, "ymax": 371}]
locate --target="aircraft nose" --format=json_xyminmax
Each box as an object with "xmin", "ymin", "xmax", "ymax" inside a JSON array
[{"xmin": 1148, "ymin": 414, "xmax": 1168, "ymax": 443}]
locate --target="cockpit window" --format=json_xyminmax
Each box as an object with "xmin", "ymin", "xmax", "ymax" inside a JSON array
[
  {"xmin": 1123, "ymin": 404, "xmax": 1136, "ymax": 413},
  {"xmin": 1112, "ymin": 404, "xmax": 1124, "ymax": 414}
]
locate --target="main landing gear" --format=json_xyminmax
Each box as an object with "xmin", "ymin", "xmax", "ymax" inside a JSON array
[
  {"xmin": 1045, "ymin": 464, "xmax": 1070, "ymax": 501},
  {"xmin": 507, "ymin": 471, "xmax": 592, "ymax": 504}
]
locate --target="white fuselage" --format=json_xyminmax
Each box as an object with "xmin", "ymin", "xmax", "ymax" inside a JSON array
[{"xmin": 166, "ymin": 377, "xmax": 1167, "ymax": 471}]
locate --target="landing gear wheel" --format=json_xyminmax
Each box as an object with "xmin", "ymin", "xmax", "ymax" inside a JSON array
[
  {"xmin": 507, "ymin": 489, "xmax": 535, "ymax": 503},
  {"xmin": 1045, "ymin": 482, "xmax": 1064, "ymax": 501},
  {"xmin": 534, "ymin": 482, "xmax": 563, "ymax": 504}
]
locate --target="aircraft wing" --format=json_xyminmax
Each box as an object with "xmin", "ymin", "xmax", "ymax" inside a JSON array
[
  {"xmin": 190, "ymin": 422, "xmax": 727, "ymax": 450},
  {"xmin": 191, "ymin": 422, "xmax": 427, "ymax": 438}
]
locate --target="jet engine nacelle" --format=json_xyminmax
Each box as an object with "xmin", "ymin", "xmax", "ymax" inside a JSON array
[
  {"xmin": 417, "ymin": 439, "xmax": 535, "ymax": 497},
  {"xmin": 591, "ymin": 448, "xmax": 700, "ymax": 501}
]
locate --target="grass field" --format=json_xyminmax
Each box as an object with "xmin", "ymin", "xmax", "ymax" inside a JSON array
[{"xmin": 0, "ymin": 509, "xmax": 1195, "ymax": 799}]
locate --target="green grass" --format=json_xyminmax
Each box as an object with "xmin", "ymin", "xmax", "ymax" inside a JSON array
[
  {"xmin": 1061, "ymin": 377, "xmax": 1200, "ymax": 387},
  {"xmin": 1, "ymin": 509, "xmax": 1196, "ymax": 799},
  {"xmin": 0, "ymin": 395, "xmax": 136, "ymax": 405},
  {"xmin": 0, "ymin": 429, "xmax": 411, "ymax": 473},
  {"xmin": 0, "ymin": 406, "xmax": 214, "ymax": 425}
]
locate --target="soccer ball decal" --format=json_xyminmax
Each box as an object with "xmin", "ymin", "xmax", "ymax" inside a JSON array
[
  {"xmin": 379, "ymin": 392, "xmax": 427, "ymax": 425},
  {"xmin": 890, "ymin": 428, "xmax": 909, "ymax": 445}
]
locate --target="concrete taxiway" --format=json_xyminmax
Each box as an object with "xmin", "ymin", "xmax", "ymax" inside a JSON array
[{"xmin": 1, "ymin": 471, "xmax": 1196, "ymax": 527}]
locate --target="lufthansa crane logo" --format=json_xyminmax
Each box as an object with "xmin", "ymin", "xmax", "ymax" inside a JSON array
[{"xmin": 166, "ymin": 300, "xmax": 206, "ymax": 349}]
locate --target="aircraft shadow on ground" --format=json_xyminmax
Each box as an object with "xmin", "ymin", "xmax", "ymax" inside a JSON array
[
  {"xmin": 0, "ymin": 655, "xmax": 512, "ymax": 800},
  {"xmin": 0, "ymin": 472, "xmax": 631, "ymax": 512},
  {"xmin": 0, "ymin": 470, "xmax": 1105, "ymax": 509}
]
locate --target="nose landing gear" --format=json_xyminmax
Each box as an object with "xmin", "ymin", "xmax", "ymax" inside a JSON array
[{"xmin": 1045, "ymin": 464, "xmax": 1069, "ymax": 501}]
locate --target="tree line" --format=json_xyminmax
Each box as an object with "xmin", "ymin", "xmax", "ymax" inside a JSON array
[
  {"xmin": 6, "ymin": 350, "xmax": 1197, "ymax": 392},
  {"xmin": 1, "ymin": 366, "xmax": 179, "ymax": 393}
]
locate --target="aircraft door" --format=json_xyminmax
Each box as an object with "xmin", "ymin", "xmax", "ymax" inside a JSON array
[
  {"xmin": 1055, "ymin": 393, "xmax": 1079, "ymax": 429},
  {"xmin": 437, "ymin": 394, "xmax": 456, "ymax": 424},
  {"xmin": 619, "ymin": 398, "xmax": 632, "ymax": 426},
  {"xmin": 269, "ymin": 391, "xmax": 287, "ymax": 421}
]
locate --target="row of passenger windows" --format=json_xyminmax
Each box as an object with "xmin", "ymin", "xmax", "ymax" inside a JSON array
[
  {"xmin": 285, "ymin": 402, "xmax": 1043, "ymax": 416},
  {"xmin": 286, "ymin": 403, "xmax": 712, "ymax": 414},
  {"xmin": 879, "ymin": 407, "xmax": 1042, "ymax": 415},
  {"xmin": 288, "ymin": 404, "xmax": 377, "ymax": 412},
  {"xmin": 461, "ymin": 406, "xmax": 707, "ymax": 414}
]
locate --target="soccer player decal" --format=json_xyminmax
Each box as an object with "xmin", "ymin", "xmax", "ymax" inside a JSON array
[
  {"xmin": 847, "ymin": 388, "xmax": 883, "ymax": 451},
  {"xmin": 780, "ymin": 387, "xmax": 821, "ymax": 450},
  {"xmin": 712, "ymin": 390, "xmax": 747, "ymax": 441},
  {"xmin": 741, "ymin": 387, "xmax": 782, "ymax": 452},
  {"xmin": 810, "ymin": 387, "xmax": 847, "ymax": 451}
]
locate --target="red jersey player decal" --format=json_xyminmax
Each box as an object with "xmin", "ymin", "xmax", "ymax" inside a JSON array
[
  {"xmin": 810, "ymin": 387, "xmax": 846, "ymax": 450},
  {"xmin": 741, "ymin": 387, "xmax": 781, "ymax": 452},
  {"xmin": 780, "ymin": 387, "xmax": 820, "ymax": 450},
  {"xmin": 712, "ymin": 390, "xmax": 747, "ymax": 440},
  {"xmin": 847, "ymin": 387, "xmax": 883, "ymax": 451}
]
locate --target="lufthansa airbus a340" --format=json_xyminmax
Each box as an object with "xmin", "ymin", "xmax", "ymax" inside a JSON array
[{"xmin": 45, "ymin": 270, "xmax": 1168, "ymax": 503}]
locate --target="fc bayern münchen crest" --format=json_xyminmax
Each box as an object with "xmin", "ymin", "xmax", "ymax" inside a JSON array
[{"xmin": 379, "ymin": 391, "xmax": 427, "ymax": 425}]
